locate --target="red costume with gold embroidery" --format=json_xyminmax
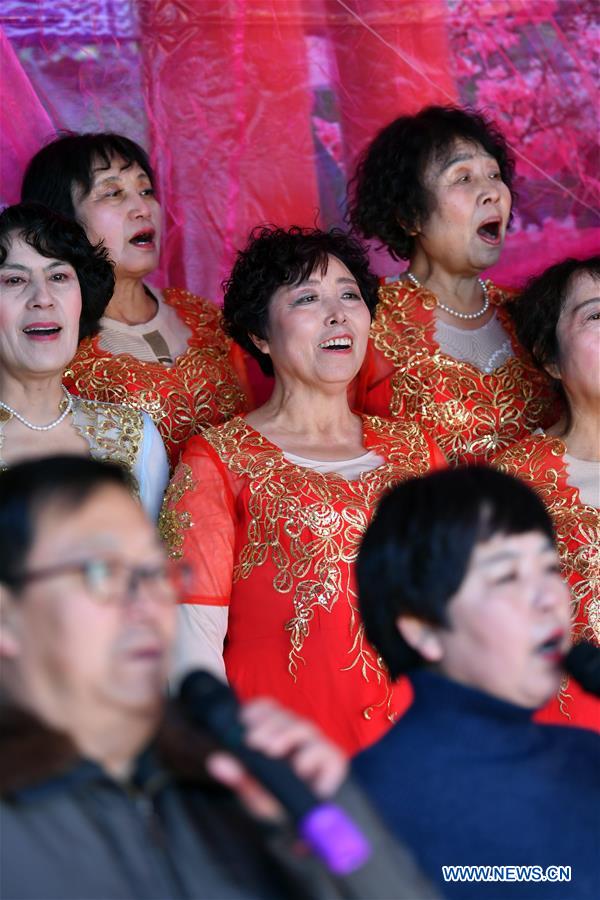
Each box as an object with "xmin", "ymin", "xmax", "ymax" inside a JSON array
[
  {"xmin": 495, "ymin": 434, "xmax": 600, "ymax": 732},
  {"xmin": 354, "ymin": 279, "xmax": 557, "ymax": 465},
  {"xmin": 161, "ymin": 415, "xmax": 445, "ymax": 753},
  {"xmin": 63, "ymin": 288, "xmax": 251, "ymax": 467}
]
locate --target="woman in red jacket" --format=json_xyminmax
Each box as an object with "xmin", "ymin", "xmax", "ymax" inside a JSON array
[
  {"xmin": 22, "ymin": 133, "xmax": 250, "ymax": 467},
  {"xmin": 162, "ymin": 226, "xmax": 445, "ymax": 753},
  {"xmin": 495, "ymin": 255, "xmax": 600, "ymax": 732},
  {"xmin": 349, "ymin": 105, "xmax": 556, "ymax": 465}
]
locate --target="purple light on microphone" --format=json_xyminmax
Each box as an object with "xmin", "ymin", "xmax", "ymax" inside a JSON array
[{"xmin": 299, "ymin": 803, "xmax": 371, "ymax": 875}]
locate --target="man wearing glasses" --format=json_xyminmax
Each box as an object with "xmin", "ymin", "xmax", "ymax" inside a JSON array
[
  {"xmin": 0, "ymin": 456, "xmax": 433, "ymax": 900},
  {"xmin": 0, "ymin": 456, "xmax": 327, "ymax": 899}
]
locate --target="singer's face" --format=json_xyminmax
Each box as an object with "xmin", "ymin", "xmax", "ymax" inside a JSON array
[
  {"xmin": 1, "ymin": 485, "xmax": 175, "ymax": 739},
  {"xmin": 430, "ymin": 530, "xmax": 571, "ymax": 708}
]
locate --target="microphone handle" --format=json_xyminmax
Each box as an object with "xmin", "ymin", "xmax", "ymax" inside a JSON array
[
  {"xmin": 178, "ymin": 679, "xmax": 371, "ymax": 875},
  {"xmin": 216, "ymin": 731, "xmax": 318, "ymax": 821}
]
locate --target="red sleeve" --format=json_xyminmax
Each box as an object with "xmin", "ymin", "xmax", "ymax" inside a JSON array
[
  {"xmin": 161, "ymin": 436, "xmax": 237, "ymax": 606},
  {"xmin": 354, "ymin": 340, "xmax": 400, "ymax": 417},
  {"xmin": 228, "ymin": 342, "xmax": 256, "ymax": 411}
]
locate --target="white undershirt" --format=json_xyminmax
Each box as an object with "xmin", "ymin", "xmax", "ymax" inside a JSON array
[
  {"xmin": 98, "ymin": 288, "xmax": 191, "ymax": 365},
  {"xmin": 283, "ymin": 449, "xmax": 384, "ymax": 479},
  {"xmin": 434, "ymin": 313, "xmax": 514, "ymax": 373},
  {"xmin": 533, "ymin": 430, "xmax": 600, "ymax": 508},
  {"xmin": 564, "ymin": 453, "xmax": 600, "ymax": 508},
  {"xmin": 384, "ymin": 274, "xmax": 514, "ymax": 373}
]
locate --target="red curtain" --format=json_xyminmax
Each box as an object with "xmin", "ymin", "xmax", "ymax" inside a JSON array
[
  {"xmin": 138, "ymin": 0, "xmax": 321, "ymax": 296},
  {"xmin": 1, "ymin": 0, "xmax": 598, "ymax": 300}
]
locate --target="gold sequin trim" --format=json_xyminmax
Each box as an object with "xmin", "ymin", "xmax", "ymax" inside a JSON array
[
  {"xmin": 159, "ymin": 463, "xmax": 196, "ymax": 558},
  {"xmin": 201, "ymin": 416, "xmax": 433, "ymax": 719},
  {"xmin": 496, "ymin": 435, "xmax": 600, "ymax": 716},
  {"xmin": 64, "ymin": 288, "xmax": 248, "ymax": 461},
  {"xmin": 371, "ymin": 280, "xmax": 555, "ymax": 463},
  {"xmin": 0, "ymin": 396, "xmax": 144, "ymax": 501}
]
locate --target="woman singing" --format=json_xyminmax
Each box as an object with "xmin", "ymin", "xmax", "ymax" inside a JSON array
[
  {"xmin": 0, "ymin": 203, "xmax": 168, "ymax": 519},
  {"xmin": 495, "ymin": 255, "xmax": 600, "ymax": 731},
  {"xmin": 161, "ymin": 226, "xmax": 445, "ymax": 753},
  {"xmin": 22, "ymin": 133, "xmax": 251, "ymax": 466},
  {"xmin": 349, "ymin": 105, "xmax": 556, "ymax": 465}
]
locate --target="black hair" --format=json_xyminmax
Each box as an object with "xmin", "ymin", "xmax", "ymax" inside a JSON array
[
  {"xmin": 222, "ymin": 225, "xmax": 379, "ymax": 376},
  {"xmin": 0, "ymin": 456, "xmax": 133, "ymax": 590},
  {"xmin": 21, "ymin": 132, "xmax": 155, "ymax": 220},
  {"xmin": 348, "ymin": 105, "xmax": 516, "ymax": 260},
  {"xmin": 511, "ymin": 254, "xmax": 600, "ymax": 374},
  {"xmin": 357, "ymin": 467, "xmax": 555, "ymax": 679},
  {"xmin": 511, "ymin": 255, "xmax": 600, "ymax": 432},
  {"xmin": 0, "ymin": 202, "xmax": 114, "ymax": 340}
]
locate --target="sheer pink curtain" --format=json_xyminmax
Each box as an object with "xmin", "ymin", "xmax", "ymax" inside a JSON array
[
  {"xmin": 0, "ymin": 29, "xmax": 54, "ymax": 206},
  {"xmin": 138, "ymin": 0, "xmax": 321, "ymax": 297},
  {"xmin": 323, "ymin": 0, "xmax": 457, "ymax": 167},
  {"xmin": 1, "ymin": 0, "xmax": 598, "ymax": 300}
]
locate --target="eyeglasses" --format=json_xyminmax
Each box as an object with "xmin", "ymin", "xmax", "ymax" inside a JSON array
[{"xmin": 8, "ymin": 557, "xmax": 192, "ymax": 606}]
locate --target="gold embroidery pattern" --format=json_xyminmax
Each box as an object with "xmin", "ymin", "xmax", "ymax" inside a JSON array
[
  {"xmin": 71, "ymin": 396, "xmax": 142, "ymax": 469},
  {"xmin": 0, "ymin": 396, "xmax": 144, "ymax": 499},
  {"xmin": 200, "ymin": 416, "xmax": 433, "ymax": 718},
  {"xmin": 371, "ymin": 280, "xmax": 555, "ymax": 463},
  {"xmin": 159, "ymin": 463, "xmax": 196, "ymax": 559},
  {"xmin": 496, "ymin": 435, "xmax": 600, "ymax": 716},
  {"xmin": 63, "ymin": 288, "xmax": 249, "ymax": 462}
]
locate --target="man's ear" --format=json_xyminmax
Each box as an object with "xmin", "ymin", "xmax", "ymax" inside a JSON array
[
  {"xmin": 396, "ymin": 615, "xmax": 444, "ymax": 663},
  {"xmin": 0, "ymin": 586, "xmax": 22, "ymax": 660},
  {"xmin": 249, "ymin": 333, "xmax": 270, "ymax": 357}
]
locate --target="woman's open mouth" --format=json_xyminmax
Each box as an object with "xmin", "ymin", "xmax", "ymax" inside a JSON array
[
  {"xmin": 22, "ymin": 322, "xmax": 62, "ymax": 341},
  {"xmin": 318, "ymin": 336, "xmax": 353, "ymax": 352},
  {"xmin": 477, "ymin": 219, "xmax": 503, "ymax": 246},
  {"xmin": 129, "ymin": 229, "xmax": 156, "ymax": 249},
  {"xmin": 535, "ymin": 630, "xmax": 566, "ymax": 664}
]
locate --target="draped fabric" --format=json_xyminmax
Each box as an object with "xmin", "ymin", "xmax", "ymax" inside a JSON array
[
  {"xmin": 0, "ymin": 29, "xmax": 54, "ymax": 201},
  {"xmin": 1, "ymin": 0, "xmax": 598, "ymax": 302}
]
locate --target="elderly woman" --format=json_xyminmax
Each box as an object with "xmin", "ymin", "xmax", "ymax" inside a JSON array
[
  {"xmin": 21, "ymin": 133, "xmax": 250, "ymax": 467},
  {"xmin": 0, "ymin": 203, "xmax": 168, "ymax": 519},
  {"xmin": 161, "ymin": 226, "xmax": 445, "ymax": 753},
  {"xmin": 494, "ymin": 256, "xmax": 600, "ymax": 731},
  {"xmin": 348, "ymin": 105, "xmax": 556, "ymax": 465},
  {"xmin": 353, "ymin": 467, "xmax": 599, "ymax": 899}
]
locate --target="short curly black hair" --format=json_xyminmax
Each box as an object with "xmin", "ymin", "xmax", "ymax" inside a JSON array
[
  {"xmin": 21, "ymin": 132, "xmax": 155, "ymax": 221},
  {"xmin": 348, "ymin": 105, "xmax": 516, "ymax": 261},
  {"xmin": 222, "ymin": 225, "xmax": 379, "ymax": 376},
  {"xmin": 510, "ymin": 255, "xmax": 600, "ymax": 419},
  {"xmin": 0, "ymin": 202, "xmax": 115, "ymax": 340}
]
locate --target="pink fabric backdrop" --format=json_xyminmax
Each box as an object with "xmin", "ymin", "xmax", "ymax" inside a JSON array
[{"xmin": 1, "ymin": 0, "xmax": 598, "ymax": 301}]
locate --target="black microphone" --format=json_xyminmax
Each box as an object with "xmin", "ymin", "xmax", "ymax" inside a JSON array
[
  {"xmin": 179, "ymin": 670, "xmax": 371, "ymax": 875},
  {"xmin": 564, "ymin": 641, "xmax": 600, "ymax": 697}
]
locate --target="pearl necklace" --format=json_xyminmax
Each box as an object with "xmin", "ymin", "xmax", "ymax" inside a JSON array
[
  {"xmin": 406, "ymin": 272, "xmax": 490, "ymax": 320},
  {"xmin": 0, "ymin": 385, "xmax": 73, "ymax": 431}
]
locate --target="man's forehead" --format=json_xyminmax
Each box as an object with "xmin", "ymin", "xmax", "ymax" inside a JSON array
[
  {"xmin": 30, "ymin": 489, "xmax": 157, "ymax": 560},
  {"xmin": 35, "ymin": 530, "xmax": 122, "ymax": 557}
]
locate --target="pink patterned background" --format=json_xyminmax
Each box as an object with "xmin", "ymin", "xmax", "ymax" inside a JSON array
[{"xmin": 1, "ymin": 0, "xmax": 598, "ymax": 302}]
